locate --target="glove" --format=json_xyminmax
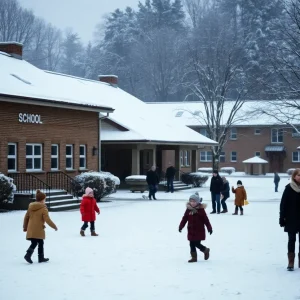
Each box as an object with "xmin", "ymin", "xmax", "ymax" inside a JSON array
[
  {"xmin": 97, "ymin": 212, "xmax": 100, "ymax": 215},
  {"xmin": 178, "ymin": 228, "xmax": 182, "ymax": 233},
  {"xmin": 23, "ymin": 228, "xmax": 27, "ymax": 232},
  {"xmin": 279, "ymin": 217, "xmax": 286, "ymax": 227},
  {"xmin": 209, "ymin": 230, "xmax": 213, "ymax": 235}
]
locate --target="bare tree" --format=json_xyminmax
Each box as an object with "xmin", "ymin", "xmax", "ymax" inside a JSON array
[{"xmin": 184, "ymin": 7, "xmax": 255, "ymax": 170}]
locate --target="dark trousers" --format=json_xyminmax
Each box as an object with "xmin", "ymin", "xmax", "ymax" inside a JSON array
[
  {"xmin": 235, "ymin": 205, "xmax": 243, "ymax": 212},
  {"xmin": 148, "ymin": 184, "xmax": 157, "ymax": 199},
  {"xmin": 288, "ymin": 232, "xmax": 300, "ymax": 253},
  {"xmin": 190, "ymin": 240, "xmax": 206, "ymax": 252},
  {"xmin": 275, "ymin": 182, "xmax": 279, "ymax": 192},
  {"xmin": 81, "ymin": 221, "xmax": 95, "ymax": 232},
  {"xmin": 221, "ymin": 196, "xmax": 228, "ymax": 210},
  {"xmin": 29, "ymin": 238, "xmax": 44, "ymax": 255},
  {"xmin": 211, "ymin": 193, "xmax": 221, "ymax": 213},
  {"xmin": 167, "ymin": 178, "xmax": 174, "ymax": 192}
]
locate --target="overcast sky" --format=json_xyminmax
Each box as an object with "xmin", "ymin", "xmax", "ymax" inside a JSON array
[{"xmin": 18, "ymin": 0, "xmax": 139, "ymax": 43}]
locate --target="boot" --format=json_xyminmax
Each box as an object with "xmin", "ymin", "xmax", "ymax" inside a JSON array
[
  {"xmin": 298, "ymin": 253, "xmax": 300, "ymax": 268},
  {"xmin": 232, "ymin": 208, "xmax": 238, "ymax": 215},
  {"xmin": 220, "ymin": 210, "xmax": 228, "ymax": 213},
  {"xmin": 188, "ymin": 252, "xmax": 197, "ymax": 263},
  {"xmin": 210, "ymin": 211, "xmax": 216, "ymax": 214},
  {"xmin": 38, "ymin": 248, "xmax": 49, "ymax": 263},
  {"xmin": 80, "ymin": 230, "xmax": 85, "ymax": 237},
  {"xmin": 24, "ymin": 248, "xmax": 34, "ymax": 264},
  {"xmin": 287, "ymin": 253, "xmax": 295, "ymax": 271},
  {"xmin": 203, "ymin": 248, "xmax": 210, "ymax": 260},
  {"xmin": 240, "ymin": 210, "xmax": 244, "ymax": 216},
  {"xmin": 91, "ymin": 231, "xmax": 99, "ymax": 236}
]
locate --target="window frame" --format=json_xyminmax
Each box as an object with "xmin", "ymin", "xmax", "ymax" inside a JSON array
[
  {"xmin": 292, "ymin": 151, "xmax": 300, "ymax": 162},
  {"xmin": 230, "ymin": 128, "xmax": 237, "ymax": 140},
  {"xmin": 200, "ymin": 151, "xmax": 212, "ymax": 162},
  {"xmin": 180, "ymin": 150, "xmax": 184, "ymax": 167},
  {"xmin": 51, "ymin": 144, "xmax": 59, "ymax": 171},
  {"xmin": 231, "ymin": 151, "xmax": 237, "ymax": 162},
  {"xmin": 7, "ymin": 143, "xmax": 17, "ymax": 172},
  {"xmin": 79, "ymin": 145, "xmax": 87, "ymax": 170},
  {"xmin": 184, "ymin": 150, "xmax": 191, "ymax": 167},
  {"xmin": 254, "ymin": 128, "xmax": 261, "ymax": 135},
  {"xmin": 271, "ymin": 128, "xmax": 283, "ymax": 143},
  {"xmin": 26, "ymin": 143, "xmax": 43, "ymax": 172},
  {"xmin": 66, "ymin": 144, "xmax": 74, "ymax": 170},
  {"xmin": 255, "ymin": 151, "xmax": 261, "ymax": 157},
  {"xmin": 219, "ymin": 151, "xmax": 225, "ymax": 163}
]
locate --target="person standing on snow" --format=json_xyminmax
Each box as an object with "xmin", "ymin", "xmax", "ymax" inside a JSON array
[
  {"xmin": 210, "ymin": 170, "xmax": 223, "ymax": 214},
  {"xmin": 165, "ymin": 163, "xmax": 176, "ymax": 193},
  {"xmin": 279, "ymin": 168, "xmax": 300, "ymax": 271},
  {"xmin": 80, "ymin": 187, "xmax": 100, "ymax": 237},
  {"xmin": 146, "ymin": 166, "xmax": 159, "ymax": 200},
  {"xmin": 23, "ymin": 190, "xmax": 58, "ymax": 264},
  {"xmin": 232, "ymin": 180, "xmax": 247, "ymax": 216},
  {"xmin": 274, "ymin": 172, "xmax": 280, "ymax": 192},
  {"xmin": 220, "ymin": 176, "xmax": 230, "ymax": 213},
  {"xmin": 179, "ymin": 192, "xmax": 213, "ymax": 263}
]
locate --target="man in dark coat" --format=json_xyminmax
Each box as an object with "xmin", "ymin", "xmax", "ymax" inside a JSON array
[
  {"xmin": 165, "ymin": 164, "xmax": 176, "ymax": 193},
  {"xmin": 146, "ymin": 166, "xmax": 159, "ymax": 200},
  {"xmin": 274, "ymin": 172, "xmax": 280, "ymax": 192},
  {"xmin": 220, "ymin": 176, "xmax": 230, "ymax": 213},
  {"xmin": 210, "ymin": 169, "xmax": 223, "ymax": 214},
  {"xmin": 279, "ymin": 169, "xmax": 300, "ymax": 271}
]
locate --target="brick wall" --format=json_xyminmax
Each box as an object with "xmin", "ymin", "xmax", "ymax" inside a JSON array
[
  {"xmin": 196, "ymin": 126, "xmax": 300, "ymax": 172},
  {"xmin": 0, "ymin": 101, "xmax": 99, "ymax": 179}
]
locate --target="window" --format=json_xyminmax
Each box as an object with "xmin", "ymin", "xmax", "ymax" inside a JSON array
[
  {"xmin": 7, "ymin": 143, "xmax": 17, "ymax": 172},
  {"xmin": 200, "ymin": 151, "xmax": 212, "ymax": 162},
  {"xmin": 255, "ymin": 151, "xmax": 261, "ymax": 157},
  {"xmin": 26, "ymin": 144, "xmax": 42, "ymax": 171},
  {"xmin": 66, "ymin": 145, "xmax": 73, "ymax": 170},
  {"xmin": 219, "ymin": 151, "xmax": 225, "ymax": 163},
  {"xmin": 200, "ymin": 128, "xmax": 209, "ymax": 138},
  {"xmin": 184, "ymin": 150, "xmax": 191, "ymax": 166},
  {"xmin": 230, "ymin": 128, "xmax": 237, "ymax": 140},
  {"xmin": 271, "ymin": 128, "xmax": 283, "ymax": 143},
  {"xmin": 292, "ymin": 151, "xmax": 300, "ymax": 162},
  {"xmin": 80, "ymin": 145, "xmax": 87, "ymax": 169},
  {"xmin": 51, "ymin": 144, "xmax": 59, "ymax": 170},
  {"xmin": 292, "ymin": 128, "xmax": 300, "ymax": 137},
  {"xmin": 231, "ymin": 151, "xmax": 237, "ymax": 162},
  {"xmin": 255, "ymin": 128, "xmax": 261, "ymax": 135},
  {"xmin": 180, "ymin": 150, "xmax": 184, "ymax": 166}
]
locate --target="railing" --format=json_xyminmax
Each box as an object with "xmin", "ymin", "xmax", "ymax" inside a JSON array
[
  {"xmin": 8, "ymin": 173, "xmax": 51, "ymax": 207},
  {"xmin": 46, "ymin": 171, "xmax": 78, "ymax": 199}
]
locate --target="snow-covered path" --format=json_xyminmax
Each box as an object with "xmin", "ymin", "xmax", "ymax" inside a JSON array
[{"xmin": 1, "ymin": 191, "xmax": 300, "ymax": 300}]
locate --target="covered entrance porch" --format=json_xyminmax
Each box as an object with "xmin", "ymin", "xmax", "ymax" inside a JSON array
[{"xmin": 265, "ymin": 145, "xmax": 286, "ymax": 173}]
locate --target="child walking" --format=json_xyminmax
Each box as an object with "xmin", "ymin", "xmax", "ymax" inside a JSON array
[
  {"xmin": 80, "ymin": 187, "xmax": 100, "ymax": 236},
  {"xmin": 23, "ymin": 190, "xmax": 58, "ymax": 264},
  {"xmin": 232, "ymin": 180, "xmax": 247, "ymax": 215},
  {"xmin": 179, "ymin": 192, "xmax": 213, "ymax": 263}
]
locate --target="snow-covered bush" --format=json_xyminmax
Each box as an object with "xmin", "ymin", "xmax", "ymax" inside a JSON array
[
  {"xmin": 181, "ymin": 172, "xmax": 209, "ymax": 187},
  {"xmin": 197, "ymin": 167, "xmax": 213, "ymax": 173},
  {"xmin": 74, "ymin": 171, "xmax": 120, "ymax": 202},
  {"xmin": 287, "ymin": 168, "xmax": 296, "ymax": 176},
  {"xmin": 0, "ymin": 174, "xmax": 15, "ymax": 203},
  {"xmin": 220, "ymin": 167, "xmax": 236, "ymax": 175}
]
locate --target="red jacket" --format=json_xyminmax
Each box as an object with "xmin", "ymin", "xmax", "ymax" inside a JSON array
[
  {"xmin": 179, "ymin": 203, "xmax": 212, "ymax": 241},
  {"xmin": 80, "ymin": 196, "xmax": 100, "ymax": 222}
]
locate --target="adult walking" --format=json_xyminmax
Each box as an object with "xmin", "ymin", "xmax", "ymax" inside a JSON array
[
  {"xmin": 279, "ymin": 168, "xmax": 300, "ymax": 271},
  {"xmin": 220, "ymin": 176, "xmax": 230, "ymax": 213},
  {"xmin": 274, "ymin": 172, "xmax": 280, "ymax": 192},
  {"xmin": 210, "ymin": 170, "xmax": 223, "ymax": 214},
  {"xmin": 165, "ymin": 164, "xmax": 176, "ymax": 193},
  {"xmin": 146, "ymin": 166, "xmax": 159, "ymax": 200}
]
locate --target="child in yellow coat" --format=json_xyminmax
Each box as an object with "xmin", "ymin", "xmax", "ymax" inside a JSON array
[{"xmin": 232, "ymin": 180, "xmax": 247, "ymax": 215}]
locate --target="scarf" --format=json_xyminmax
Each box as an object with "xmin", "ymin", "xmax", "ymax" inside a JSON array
[
  {"xmin": 186, "ymin": 202, "xmax": 207, "ymax": 215},
  {"xmin": 290, "ymin": 180, "xmax": 300, "ymax": 193}
]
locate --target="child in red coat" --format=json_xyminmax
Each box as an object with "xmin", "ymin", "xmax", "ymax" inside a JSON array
[
  {"xmin": 179, "ymin": 192, "xmax": 213, "ymax": 263},
  {"xmin": 80, "ymin": 187, "xmax": 100, "ymax": 237}
]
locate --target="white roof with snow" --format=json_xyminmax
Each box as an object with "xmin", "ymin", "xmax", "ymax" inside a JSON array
[
  {"xmin": 0, "ymin": 52, "xmax": 217, "ymax": 146},
  {"xmin": 146, "ymin": 101, "xmax": 293, "ymax": 127},
  {"xmin": 243, "ymin": 157, "xmax": 268, "ymax": 164}
]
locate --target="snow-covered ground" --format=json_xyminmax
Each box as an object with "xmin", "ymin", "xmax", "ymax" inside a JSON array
[{"xmin": 1, "ymin": 177, "xmax": 299, "ymax": 300}]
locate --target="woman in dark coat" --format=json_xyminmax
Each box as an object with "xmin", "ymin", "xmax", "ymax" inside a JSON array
[
  {"xmin": 210, "ymin": 170, "xmax": 223, "ymax": 214},
  {"xmin": 220, "ymin": 176, "xmax": 230, "ymax": 213},
  {"xmin": 179, "ymin": 192, "xmax": 213, "ymax": 263},
  {"xmin": 146, "ymin": 166, "xmax": 159, "ymax": 200},
  {"xmin": 280, "ymin": 168, "xmax": 300, "ymax": 271}
]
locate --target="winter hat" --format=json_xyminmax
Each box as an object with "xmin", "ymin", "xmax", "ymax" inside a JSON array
[
  {"xmin": 189, "ymin": 192, "xmax": 203, "ymax": 204},
  {"xmin": 36, "ymin": 190, "xmax": 46, "ymax": 202},
  {"xmin": 213, "ymin": 169, "xmax": 219, "ymax": 174},
  {"xmin": 85, "ymin": 187, "xmax": 94, "ymax": 195},
  {"xmin": 237, "ymin": 180, "xmax": 243, "ymax": 185}
]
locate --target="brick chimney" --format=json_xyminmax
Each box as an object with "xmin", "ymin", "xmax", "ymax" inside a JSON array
[
  {"xmin": 98, "ymin": 75, "xmax": 118, "ymax": 87},
  {"xmin": 0, "ymin": 42, "xmax": 23, "ymax": 59}
]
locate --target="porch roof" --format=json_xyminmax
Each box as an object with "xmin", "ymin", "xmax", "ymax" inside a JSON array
[
  {"xmin": 265, "ymin": 145, "xmax": 285, "ymax": 152},
  {"xmin": 243, "ymin": 156, "xmax": 268, "ymax": 164}
]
